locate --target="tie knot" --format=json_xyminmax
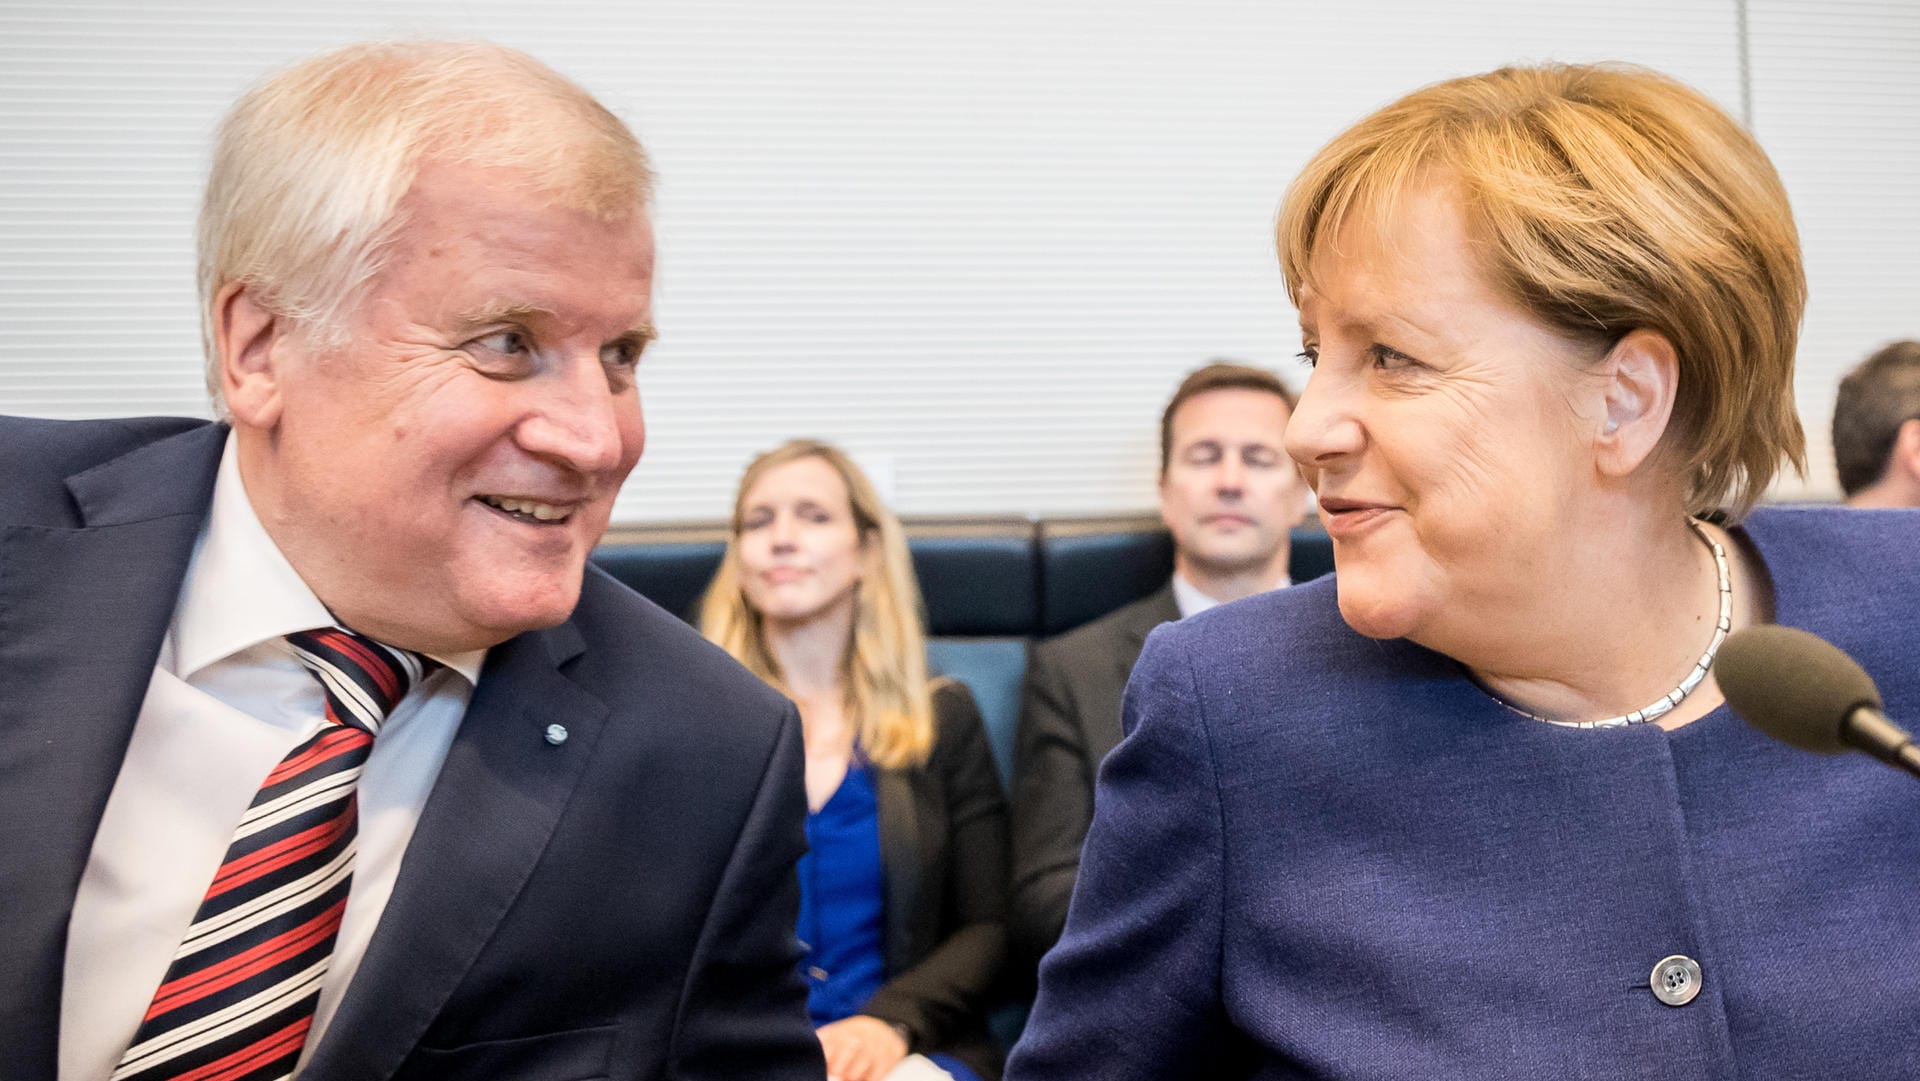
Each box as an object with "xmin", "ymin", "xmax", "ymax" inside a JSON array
[{"xmin": 285, "ymin": 627, "xmax": 433, "ymax": 735}]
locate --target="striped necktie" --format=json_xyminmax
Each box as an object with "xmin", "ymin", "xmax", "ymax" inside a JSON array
[{"xmin": 111, "ymin": 627, "xmax": 432, "ymax": 1081}]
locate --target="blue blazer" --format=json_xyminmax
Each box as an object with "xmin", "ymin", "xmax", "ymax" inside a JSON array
[
  {"xmin": 0, "ymin": 417, "xmax": 826, "ymax": 1081},
  {"xmin": 1008, "ymin": 507, "xmax": 1920, "ymax": 1080}
]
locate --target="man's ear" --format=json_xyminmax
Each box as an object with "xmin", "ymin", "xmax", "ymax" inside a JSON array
[
  {"xmin": 1592, "ymin": 329, "xmax": 1679, "ymax": 480},
  {"xmin": 213, "ymin": 282, "xmax": 290, "ymax": 429},
  {"xmin": 1891, "ymin": 418, "xmax": 1920, "ymax": 486}
]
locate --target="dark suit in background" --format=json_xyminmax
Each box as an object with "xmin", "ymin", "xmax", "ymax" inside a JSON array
[
  {"xmin": 1008, "ymin": 585, "xmax": 1179, "ymax": 969},
  {"xmin": 0, "ymin": 417, "xmax": 823, "ymax": 1081}
]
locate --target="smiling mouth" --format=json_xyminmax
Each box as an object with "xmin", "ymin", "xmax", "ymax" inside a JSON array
[
  {"xmin": 1318, "ymin": 496, "xmax": 1395, "ymax": 514},
  {"xmin": 1317, "ymin": 499, "xmax": 1399, "ymax": 536},
  {"xmin": 475, "ymin": 494, "xmax": 574, "ymax": 525}
]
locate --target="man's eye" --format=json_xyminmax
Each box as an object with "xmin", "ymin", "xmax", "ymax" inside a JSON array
[
  {"xmin": 473, "ymin": 330, "xmax": 530, "ymax": 355},
  {"xmin": 602, "ymin": 339, "xmax": 646, "ymax": 369}
]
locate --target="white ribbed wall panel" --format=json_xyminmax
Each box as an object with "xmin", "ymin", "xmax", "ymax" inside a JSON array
[
  {"xmin": 1748, "ymin": 0, "xmax": 1920, "ymax": 502},
  {"xmin": 7, "ymin": 0, "xmax": 1897, "ymax": 522}
]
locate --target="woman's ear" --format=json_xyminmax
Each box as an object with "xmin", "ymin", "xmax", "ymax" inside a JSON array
[
  {"xmin": 213, "ymin": 281, "xmax": 289, "ymax": 429},
  {"xmin": 1593, "ymin": 329, "xmax": 1679, "ymax": 479}
]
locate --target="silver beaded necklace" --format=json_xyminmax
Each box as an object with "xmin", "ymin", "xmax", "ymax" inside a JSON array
[{"xmin": 1494, "ymin": 518, "xmax": 1733, "ymax": 731}]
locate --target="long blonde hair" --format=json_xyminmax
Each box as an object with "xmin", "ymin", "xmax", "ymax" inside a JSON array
[{"xmin": 700, "ymin": 440, "xmax": 936, "ymax": 769}]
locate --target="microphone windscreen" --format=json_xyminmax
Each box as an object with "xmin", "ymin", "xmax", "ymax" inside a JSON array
[{"xmin": 1714, "ymin": 625, "xmax": 1883, "ymax": 754}]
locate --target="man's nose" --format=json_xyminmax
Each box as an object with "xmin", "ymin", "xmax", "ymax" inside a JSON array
[
  {"xmin": 1214, "ymin": 453, "xmax": 1247, "ymax": 495},
  {"xmin": 515, "ymin": 354, "xmax": 629, "ymax": 474}
]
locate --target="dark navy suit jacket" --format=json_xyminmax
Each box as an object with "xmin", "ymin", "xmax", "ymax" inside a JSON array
[{"xmin": 0, "ymin": 416, "xmax": 826, "ymax": 1081}]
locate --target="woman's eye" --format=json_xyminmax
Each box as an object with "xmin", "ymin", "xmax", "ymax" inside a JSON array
[
  {"xmin": 1370, "ymin": 344, "xmax": 1419, "ymax": 370},
  {"xmin": 1296, "ymin": 347, "xmax": 1319, "ymax": 368}
]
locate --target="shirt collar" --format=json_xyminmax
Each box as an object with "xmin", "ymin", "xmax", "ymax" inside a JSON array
[
  {"xmin": 1170, "ymin": 570, "xmax": 1292, "ymax": 620},
  {"xmin": 169, "ymin": 433, "xmax": 485, "ymax": 685}
]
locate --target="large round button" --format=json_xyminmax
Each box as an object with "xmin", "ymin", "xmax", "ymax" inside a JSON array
[{"xmin": 1650, "ymin": 954, "xmax": 1702, "ymax": 1006}]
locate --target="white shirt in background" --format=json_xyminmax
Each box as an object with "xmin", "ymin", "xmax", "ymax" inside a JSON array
[{"xmin": 1171, "ymin": 570, "xmax": 1291, "ymax": 620}]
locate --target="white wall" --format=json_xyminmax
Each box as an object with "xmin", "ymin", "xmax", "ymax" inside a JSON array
[
  {"xmin": 1749, "ymin": 0, "xmax": 1920, "ymax": 497},
  {"xmin": 2, "ymin": 0, "xmax": 1912, "ymax": 521}
]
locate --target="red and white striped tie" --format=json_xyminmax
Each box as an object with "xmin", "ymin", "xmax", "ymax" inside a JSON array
[{"xmin": 111, "ymin": 627, "xmax": 432, "ymax": 1081}]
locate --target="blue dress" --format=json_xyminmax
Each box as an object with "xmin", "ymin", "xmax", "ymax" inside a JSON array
[
  {"xmin": 1009, "ymin": 507, "xmax": 1920, "ymax": 1080},
  {"xmin": 798, "ymin": 759, "xmax": 890, "ymax": 1025},
  {"xmin": 800, "ymin": 758, "xmax": 983, "ymax": 1081}
]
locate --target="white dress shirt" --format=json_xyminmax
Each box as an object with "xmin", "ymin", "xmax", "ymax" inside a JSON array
[
  {"xmin": 1171, "ymin": 570, "xmax": 1291, "ymax": 619},
  {"xmin": 60, "ymin": 434, "xmax": 486, "ymax": 1081}
]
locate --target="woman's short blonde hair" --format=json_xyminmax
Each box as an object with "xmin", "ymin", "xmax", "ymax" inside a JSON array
[
  {"xmin": 700, "ymin": 440, "xmax": 936, "ymax": 770},
  {"xmin": 198, "ymin": 39, "xmax": 653, "ymax": 410},
  {"xmin": 1277, "ymin": 62, "xmax": 1805, "ymax": 517}
]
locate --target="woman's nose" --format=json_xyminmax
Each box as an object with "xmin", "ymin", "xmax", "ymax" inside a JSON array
[
  {"xmin": 768, "ymin": 515, "xmax": 799, "ymax": 551},
  {"xmin": 1285, "ymin": 371, "xmax": 1365, "ymax": 469}
]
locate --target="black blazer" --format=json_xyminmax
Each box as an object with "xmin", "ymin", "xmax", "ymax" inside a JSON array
[
  {"xmin": 862, "ymin": 680, "xmax": 1010, "ymax": 1080},
  {"xmin": 1008, "ymin": 585, "xmax": 1179, "ymax": 971},
  {"xmin": 0, "ymin": 417, "xmax": 825, "ymax": 1081}
]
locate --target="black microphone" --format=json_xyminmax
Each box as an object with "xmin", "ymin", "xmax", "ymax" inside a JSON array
[{"xmin": 1714, "ymin": 624, "xmax": 1920, "ymax": 780}]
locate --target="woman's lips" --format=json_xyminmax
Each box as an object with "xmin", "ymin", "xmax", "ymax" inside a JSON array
[{"xmin": 1318, "ymin": 498, "xmax": 1398, "ymax": 538}]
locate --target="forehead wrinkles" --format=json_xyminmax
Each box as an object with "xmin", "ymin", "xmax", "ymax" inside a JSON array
[
  {"xmin": 376, "ymin": 191, "xmax": 653, "ymax": 337},
  {"xmin": 1306, "ymin": 186, "xmax": 1508, "ymax": 345}
]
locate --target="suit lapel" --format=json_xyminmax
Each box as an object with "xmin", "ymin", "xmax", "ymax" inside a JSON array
[
  {"xmin": 1093, "ymin": 586, "xmax": 1181, "ymax": 756},
  {"xmin": 301, "ymin": 620, "xmax": 609, "ymax": 1081},
  {"xmin": 0, "ymin": 423, "xmax": 224, "ymax": 1081},
  {"xmin": 874, "ymin": 764, "xmax": 924, "ymax": 974},
  {"xmin": 1116, "ymin": 584, "xmax": 1179, "ymax": 687}
]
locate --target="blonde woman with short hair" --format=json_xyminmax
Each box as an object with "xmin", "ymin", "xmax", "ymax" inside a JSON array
[
  {"xmin": 1008, "ymin": 62, "xmax": 1920, "ymax": 1080},
  {"xmin": 703, "ymin": 440, "xmax": 1008, "ymax": 1081}
]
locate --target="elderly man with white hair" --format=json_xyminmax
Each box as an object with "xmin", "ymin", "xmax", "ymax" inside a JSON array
[{"xmin": 0, "ymin": 41, "xmax": 823, "ymax": 1081}]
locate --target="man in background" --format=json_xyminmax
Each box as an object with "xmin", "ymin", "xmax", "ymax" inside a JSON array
[
  {"xmin": 1834, "ymin": 340, "xmax": 1920, "ymax": 508},
  {"xmin": 0, "ymin": 40, "xmax": 821, "ymax": 1081},
  {"xmin": 1009, "ymin": 362, "xmax": 1308, "ymax": 968}
]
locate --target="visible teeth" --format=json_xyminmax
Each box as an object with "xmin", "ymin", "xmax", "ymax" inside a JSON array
[{"xmin": 482, "ymin": 495, "xmax": 568, "ymax": 521}]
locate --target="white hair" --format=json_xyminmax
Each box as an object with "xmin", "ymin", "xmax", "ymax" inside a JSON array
[{"xmin": 197, "ymin": 39, "xmax": 654, "ymax": 412}]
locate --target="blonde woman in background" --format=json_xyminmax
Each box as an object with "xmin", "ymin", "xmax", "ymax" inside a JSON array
[{"xmin": 703, "ymin": 440, "xmax": 1009, "ymax": 1081}]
